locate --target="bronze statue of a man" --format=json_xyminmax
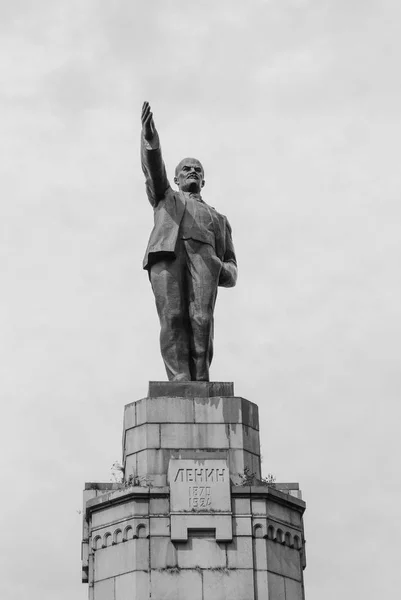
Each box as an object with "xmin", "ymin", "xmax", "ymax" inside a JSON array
[{"xmin": 141, "ymin": 101, "xmax": 237, "ymax": 382}]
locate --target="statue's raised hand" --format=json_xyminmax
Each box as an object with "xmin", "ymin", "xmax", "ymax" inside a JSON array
[{"xmin": 141, "ymin": 101, "xmax": 156, "ymax": 141}]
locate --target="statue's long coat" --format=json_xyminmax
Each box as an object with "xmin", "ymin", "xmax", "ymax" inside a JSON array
[{"xmin": 141, "ymin": 134, "xmax": 237, "ymax": 288}]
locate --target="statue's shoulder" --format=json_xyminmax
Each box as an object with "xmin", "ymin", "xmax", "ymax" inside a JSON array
[
  {"xmin": 203, "ymin": 199, "xmax": 221, "ymax": 215},
  {"xmin": 152, "ymin": 186, "xmax": 177, "ymax": 208},
  {"xmin": 209, "ymin": 204, "xmax": 229, "ymax": 223},
  {"xmin": 204, "ymin": 203, "xmax": 231, "ymax": 234}
]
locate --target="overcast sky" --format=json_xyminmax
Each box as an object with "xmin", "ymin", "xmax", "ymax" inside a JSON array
[{"xmin": 1, "ymin": 1, "xmax": 400, "ymax": 599}]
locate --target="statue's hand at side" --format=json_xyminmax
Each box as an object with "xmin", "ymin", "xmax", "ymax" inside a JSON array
[{"xmin": 141, "ymin": 101, "xmax": 156, "ymax": 142}]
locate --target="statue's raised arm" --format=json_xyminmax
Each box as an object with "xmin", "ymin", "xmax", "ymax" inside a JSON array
[{"xmin": 141, "ymin": 101, "xmax": 170, "ymax": 206}]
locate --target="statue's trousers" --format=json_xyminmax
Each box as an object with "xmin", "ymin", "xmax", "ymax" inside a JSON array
[{"xmin": 149, "ymin": 238, "xmax": 221, "ymax": 381}]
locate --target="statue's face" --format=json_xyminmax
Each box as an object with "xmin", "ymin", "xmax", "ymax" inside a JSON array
[{"xmin": 174, "ymin": 158, "xmax": 205, "ymax": 193}]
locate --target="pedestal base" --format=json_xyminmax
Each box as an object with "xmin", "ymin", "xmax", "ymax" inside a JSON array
[
  {"xmin": 82, "ymin": 484, "xmax": 306, "ymax": 600},
  {"xmin": 82, "ymin": 383, "xmax": 307, "ymax": 599}
]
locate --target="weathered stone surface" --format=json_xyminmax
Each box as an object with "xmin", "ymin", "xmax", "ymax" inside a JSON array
[
  {"xmin": 203, "ymin": 569, "xmax": 254, "ymax": 600},
  {"xmin": 161, "ymin": 423, "xmax": 229, "ymax": 449},
  {"xmin": 94, "ymin": 539, "xmax": 149, "ymax": 581},
  {"xmin": 193, "ymin": 396, "xmax": 258, "ymax": 429},
  {"xmin": 228, "ymin": 449, "xmax": 261, "ymax": 480},
  {"xmin": 233, "ymin": 515, "xmax": 252, "ymax": 536},
  {"xmin": 150, "ymin": 569, "xmax": 203, "ymax": 600},
  {"xmin": 176, "ymin": 537, "xmax": 227, "ymax": 569},
  {"xmin": 128, "ymin": 447, "xmax": 252, "ymax": 487},
  {"xmin": 239, "ymin": 398, "xmax": 259, "ymax": 430},
  {"xmin": 130, "ymin": 448, "xmax": 261, "ymax": 484},
  {"xmin": 284, "ymin": 577, "xmax": 304, "ymax": 600},
  {"xmin": 194, "ymin": 396, "xmax": 241, "ymax": 423},
  {"xmin": 253, "ymin": 538, "xmax": 268, "ymax": 571},
  {"xmin": 227, "ymin": 535, "xmax": 253, "ymax": 569},
  {"xmin": 92, "ymin": 501, "xmax": 148, "ymax": 528},
  {"xmin": 85, "ymin": 486, "xmax": 151, "ymax": 512},
  {"xmin": 268, "ymin": 572, "xmax": 286, "ymax": 599},
  {"xmin": 274, "ymin": 482, "xmax": 300, "ymax": 492},
  {"xmin": 267, "ymin": 541, "xmax": 302, "ymax": 581},
  {"xmin": 228, "ymin": 423, "xmax": 260, "ymax": 453},
  {"xmin": 123, "ymin": 402, "xmax": 136, "ymax": 430},
  {"xmin": 255, "ymin": 570, "xmax": 269, "ymax": 600},
  {"xmin": 115, "ymin": 572, "xmax": 149, "ymax": 600},
  {"xmin": 91, "ymin": 517, "xmax": 150, "ymax": 549},
  {"xmin": 150, "ymin": 537, "xmax": 178, "ymax": 569},
  {"xmin": 93, "ymin": 577, "xmax": 115, "ymax": 600},
  {"xmin": 252, "ymin": 498, "xmax": 267, "ymax": 515},
  {"xmin": 136, "ymin": 396, "xmax": 195, "ymax": 424},
  {"xmin": 267, "ymin": 497, "xmax": 303, "ymax": 527},
  {"xmin": 134, "ymin": 449, "xmax": 167, "ymax": 477},
  {"xmin": 149, "ymin": 516, "xmax": 170, "ymax": 537},
  {"xmin": 149, "ymin": 497, "xmax": 170, "ymax": 515},
  {"xmin": 148, "ymin": 381, "xmax": 234, "ymax": 398},
  {"xmin": 288, "ymin": 489, "xmax": 303, "ymax": 499},
  {"xmin": 125, "ymin": 395, "xmax": 260, "ymax": 431},
  {"xmin": 232, "ymin": 496, "xmax": 251, "ymax": 515},
  {"xmin": 84, "ymin": 482, "xmax": 122, "ymax": 492},
  {"xmin": 134, "ymin": 448, "xmax": 230, "ymax": 478},
  {"xmin": 125, "ymin": 423, "xmax": 160, "ymax": 454}
]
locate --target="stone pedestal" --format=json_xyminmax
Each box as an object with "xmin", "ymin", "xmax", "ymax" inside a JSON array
[
  {"xmin": 123, "ymin": 381, "xmax": 261, "ymax": 488},
  {"xmin": 82, "ymin": 383, "xmax": 307, "ymax": 600}
]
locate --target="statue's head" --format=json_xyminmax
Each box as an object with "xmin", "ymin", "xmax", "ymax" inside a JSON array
[{"xmin": 174, "ymin": 158, "xmax": 205, "ymax": 194}]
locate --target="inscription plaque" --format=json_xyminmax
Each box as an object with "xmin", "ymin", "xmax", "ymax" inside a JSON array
[{"xmin": 168, "ymin": 459, "xmax": 231, "ymax": 513}]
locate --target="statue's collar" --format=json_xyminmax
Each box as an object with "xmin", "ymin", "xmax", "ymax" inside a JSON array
[{"xmin": 183, "ymin": 191, "xmax": 204, "ymax": 202}]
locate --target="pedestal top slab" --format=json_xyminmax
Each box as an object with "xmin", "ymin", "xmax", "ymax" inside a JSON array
[{"xmin": 148, "ymin": 381, "xmax": 234, "ymax": 398}]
